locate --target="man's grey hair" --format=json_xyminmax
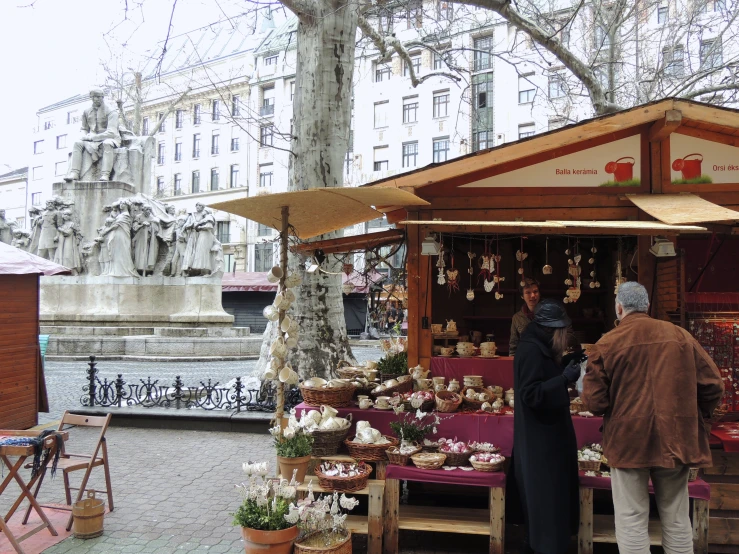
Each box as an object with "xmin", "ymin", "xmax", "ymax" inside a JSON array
[{"xmin": 616, "ymin": 281, "xmax": 649, "ymax": 314}]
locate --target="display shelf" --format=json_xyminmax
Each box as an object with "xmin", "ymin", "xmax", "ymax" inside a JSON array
[
  {"xmin": 462, "ymin": 315, "xmax": 605, "ymax": 324},
  {"xmin": 398, "ymin": 505, "xmax": 490, "ymax": 535}
]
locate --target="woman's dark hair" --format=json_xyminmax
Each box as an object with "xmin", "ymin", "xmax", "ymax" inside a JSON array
[{"xmin": 536, "ymin": 324, "xmax": 571, "ymax": 364}]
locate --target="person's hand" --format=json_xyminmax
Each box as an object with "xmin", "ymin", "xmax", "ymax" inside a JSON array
[{"xmin": 562, "ymin": 357, "xmax": 583, "ymax": 383}]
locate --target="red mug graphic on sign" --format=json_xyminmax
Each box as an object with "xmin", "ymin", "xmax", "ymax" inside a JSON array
[
  {"xmin": 672, "ymin": 153, "xmax": 703, "ymax": 180},
  {"xmin": 604, "ymin": 157, "xmax": 635, "ymax": 182}
]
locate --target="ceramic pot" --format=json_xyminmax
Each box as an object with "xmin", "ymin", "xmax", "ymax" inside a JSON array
[
  {"xmin": 241, "ymin": 525, "xmax": 299, "ymax": 554},
  {"xmin": 277, "ymin": 455, "xmax": 311, "ymax": 483}
]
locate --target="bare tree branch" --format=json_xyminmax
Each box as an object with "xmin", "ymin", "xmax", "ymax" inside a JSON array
[
  {"xmin": 148, "ymin": 86, "xmax": 192, "ymax": 137},
  {"xmin": 683, "ymin": 82, "xmax": 739, "ymax": 99},
  {"xmin": 277, "ymin": 0, "xmax": 318, "ymax": 21}
]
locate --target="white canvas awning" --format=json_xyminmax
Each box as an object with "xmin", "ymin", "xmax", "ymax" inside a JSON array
[{"xmin": 626, "ymin": 193, "xmax": 739, "ymax": 225}]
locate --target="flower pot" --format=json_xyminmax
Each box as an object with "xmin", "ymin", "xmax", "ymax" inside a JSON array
[
  {"xmin": 241, "ymin": 525, "xmax": 299, "ymax": 554},
  {"xmin": 277, "ymin": 454, "xmax": 311, "ymax": 483}
]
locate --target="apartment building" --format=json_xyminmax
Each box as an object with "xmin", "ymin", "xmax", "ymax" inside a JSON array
[{"xmin": 0, "ymin": 167, "xmax": 29, "ymax": 228}]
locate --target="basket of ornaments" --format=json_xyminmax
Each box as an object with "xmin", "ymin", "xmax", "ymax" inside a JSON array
[
  {"xmin": 578, "ymin": 444, "xmax": 604, "ymax": 472},
  {"xmin": 437, "ymin": 438, "xmax": 474, "ymax": 466},
  {"xmin": 470, "ymin": 452, "xmax": 506, "ymax": 472}
]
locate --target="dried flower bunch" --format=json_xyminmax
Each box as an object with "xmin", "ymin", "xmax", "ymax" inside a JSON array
[
  {"xmin": 270, "ymin": 410, "xmax": 314, "ymax": 458},
  {"xmin": 232, "ymin": 462, "xmax": 298, "ymax": 531},
  {"xmin": 285, "ymin": 481, "xmax": 359, "ymax": 547},
  {"xmin": 389, "ymin": 408, "xmax": 442, "ymax": 445}
]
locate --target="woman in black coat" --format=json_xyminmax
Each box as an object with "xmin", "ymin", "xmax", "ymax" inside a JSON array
[{"xmin": 513, "ymin": 299, "xmax": 583, "ymax": 554}]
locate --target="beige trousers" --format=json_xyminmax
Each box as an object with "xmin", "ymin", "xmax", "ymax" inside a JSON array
[{"xmin": 611, "ymin": 466, "xmax": 693, "ymax": 554}]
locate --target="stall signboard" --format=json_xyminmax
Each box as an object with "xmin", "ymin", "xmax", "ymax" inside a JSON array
[
  {"xmin": 460, "ymin": 135, "xmax": 642, "ymax": 189},
  {"xmin": 670, "ymin": 133, "xmax": 739, "ymax": 185}
]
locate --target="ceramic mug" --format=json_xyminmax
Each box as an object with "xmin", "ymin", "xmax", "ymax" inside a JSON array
[
  {"xmin": 477, "ymin": 392, "xmax": 490, "ymax": 402},
  {"xmin": 263, "ymin": 368, "xmax": 276, "ymax": 380},
  {"xmin": 304, "ymin": 377, "xmax": 327, "ymax": 388},
  {"xmin": 481, "ymin": 401, "xmax": 492, "ymax": 411},
  {"xmin": 447, "ymin": 383, "xmax": 460, "ymax": 393},
  {"xmin": 267, "ymin": 265, "xmax": 284, "ymax": 284},
  {"xmin": 263, "ymin": 305, "xmax": 280, "ymax": 322},
  {"xmin": 434, "ymin": 384, "xmax": 447, "ymax": 393},
  {"xmin": 280, "ymin": 316, "xmax": 293, "ymax": 333},
  {"xmin": 364, "ymin": 360, "xmax": 378, "ymax": 370},
  {"xmin": 286, "ymin": 336, "xmax": 298, "ymax": 349},
  {"xmin": 359, "ymin": 399, "xmax": 374, "ymax": 409},
  {"xmin": 432, "ymin": 377, "xmax": 445, "ymax": 385},
  {"xmin": 375, "ymin": 396, "xmax": 390, "ymax": 409},
  {"xmin": 321, "ymin": 405, "xmax": 339, "ymax": 419},
  {"xmin": 270, "ymin": 356, "xmax": 283, "ymax": 370},
  {"xmin": 466, "ymin": 388, "xmax": 477, "ymax": 398},
  {"xmin": 284, "ymin": 289, "xmax": 296, "ymax": 303},
  {"xmin": 285, "ymin": 272, "xmax": 302, "ymax": 288},
  {"xmin": 356, "ymin": 421, "xmax": 371, "ymax": 432},
  {"xmin": 320, "ymin": 417, "xmax": 341, "ymax": 430},
  {"xmin": 270, "ymin": 337, "xmax": 287, "ymax": 358},
  {"xmin": 416, "ymin": 379, "xmax": 432, "ymax": 390}
]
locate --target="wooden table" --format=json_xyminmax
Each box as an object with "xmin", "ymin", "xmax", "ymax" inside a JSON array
[{"xmin": 0, "ymin": 430, "xmax": 68, "ymax": 554}]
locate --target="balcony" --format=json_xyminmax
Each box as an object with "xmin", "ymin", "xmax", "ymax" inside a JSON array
[{"xmin": 260, "ymin": 104, "xmax": 275, "ymax": 116}]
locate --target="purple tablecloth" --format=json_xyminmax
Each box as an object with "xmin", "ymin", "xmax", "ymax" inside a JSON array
[
  {"xmin": 295, "ymin": 404, "xmax": 604, "ymax": 456},
  {"xmin": 430, "ymin": 357, "xmax": 515, "ymax": 389},
  {"xmin": 386, "ymin": 464, "xmax": 507, "ymax": 487},
  {"xmin": 579, "ymin": 473, "xmax": 711, "ymax": 501}
]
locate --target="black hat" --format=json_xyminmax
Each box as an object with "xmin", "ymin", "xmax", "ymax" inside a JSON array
[{"xmin": 533, "ymin": 298, "xmax": 572, "ymax": 328}]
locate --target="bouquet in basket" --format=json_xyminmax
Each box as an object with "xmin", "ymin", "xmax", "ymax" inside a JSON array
[
  {"xmin": 377, "ymin": 337, "xmax": 408, "ymax": 377},
  {"xmin": 285, "ymin": 480, "xmax": 359, "ymax": 549},
  {"xmin": 232, "ymin": 461, "xmax": 297, "ymax": 531},
  {"xmin": 389, "ymin": 406, "xmax": 442, "ymax": 447}
]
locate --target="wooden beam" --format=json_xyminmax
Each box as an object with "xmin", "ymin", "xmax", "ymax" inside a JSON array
[
  {"xmin": 675, "ymin": 125, "xmax": 739, "ymax": 148},
  {"xmin": 406, "ymin": 211, "xmax": 421, "ymax": 368},
  {"xmin": 649, "ymin": 110, "xmax": 682, "ymax": 143},
  {"xmin": 294, "ymin": 229, "xmax": 405, "ymax": 254}
]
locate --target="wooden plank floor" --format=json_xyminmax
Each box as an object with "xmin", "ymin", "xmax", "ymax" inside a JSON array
[{"xmin": 398, "ymin": 505, "xmax": 490, "ymax": 535}]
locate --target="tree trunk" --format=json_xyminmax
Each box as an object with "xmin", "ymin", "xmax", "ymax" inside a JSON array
[{"xmin": 256, "ymin": 0, "xmax": 358, "ymax": 381}]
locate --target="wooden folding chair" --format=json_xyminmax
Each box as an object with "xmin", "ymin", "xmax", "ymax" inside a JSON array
[{"xmin": 22, "ymin": 411, "xmax": 114, "ymax": 531}]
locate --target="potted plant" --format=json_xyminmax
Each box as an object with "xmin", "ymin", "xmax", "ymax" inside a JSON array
[
  {"xmin": 232, "ymin": 461, "xmax": 299, "ymax": 554},
  {"xmin": 377, "ymin": 337, "xmax": 408, "ymax": 379},
  {"xmin": 286, "ymin": 481, "xmax": 359, "ymax": 553},
  {"xmin": 389, "ymin": 405, "xmax": 441, "ymax": 448},
  {"xmin": 271, "ymin": 410, "xmax": 314, "ymax": 482}
]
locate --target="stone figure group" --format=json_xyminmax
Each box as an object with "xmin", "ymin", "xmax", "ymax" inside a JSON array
[{"xmin": 3, "ymin": 197, "xmax": 223, "ymax": 278}]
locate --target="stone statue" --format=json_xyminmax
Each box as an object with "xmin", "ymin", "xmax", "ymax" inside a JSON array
[
  {"xmin": 132, "ymin": 205, "xmax": 160, "ymax": 276},
  {"xmin": 64, "ymin": 88, "xmax": 121, "ymax": 182},
  {"xmin": 95, "ymin": 205, "xmax": 115, "ymax": 275},
  {"xmin": 38, "ymin": 200, "xmax": 61, "ymax": 260},
  {"xmin": 182, "ymin": 203, "xmax": 221, "ymax": 276},
  {"xmin": 11, "ymin": 229, "xmax": 30, "ymax": 250},
  {"xmin": 0, "ymin": 209, "xmax": 14, "ymax": 245},
  {"xmin": 27, "ymin": 207, "xmax": 42, "ymax": 254},
  {"xmin": 54, "ymin": 209, "xmax": 82, "ymax": 274},
  {"xmin": 170, "ymin": 216, "xmax": 188, "ymax": 277},
  {"xmin": 100, "ymin": 201, "xmax": 138, "ymax": 277}
]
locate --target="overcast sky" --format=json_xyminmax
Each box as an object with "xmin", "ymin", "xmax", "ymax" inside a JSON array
[{"xmin": 0, "ymin": 0, "xmax": 249, "ymax": 172}]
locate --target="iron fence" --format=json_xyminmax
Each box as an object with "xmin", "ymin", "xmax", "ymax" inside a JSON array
[{"xmin": 80, "ymin": 356, "xmax": 302, "ymax": 413}]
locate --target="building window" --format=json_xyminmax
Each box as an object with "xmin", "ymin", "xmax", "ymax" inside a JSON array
[
  {"xmin": 33, "ymin": 140, "xmax": 43, "ymax": 154},
  {"xmin": 433, "ymin": 90, "xmax": 449, "ymax": 118},
  {"xmin": 258, "ymin": 223, "xmax": 273, "ymax": 236},
  {"xmin": 403, "ymin": 96, "xmax": 418, "ymax": 124},
  {"xmin": 230, "ymin": 164, "xmax": 239, "ymax": 188},
  {"xmin": 210, "ymin": 168, "xmax": 219, "ymax": 191},
  {"xmin": 260, "ymin": 126, "xmax": 274, "ymax": 147},
  {"xmin": 211, "ymin": 133, "xmax": 220, "ymax": 155},
  {"xmin": 472, "ymin": 72, "xmax": 494, "ymax": 152},
  {"xmin": 193, "ymin": 104, "xmax": 201, "ymax": 125},
  {"xmin": 548, "ymin": 74, "xmax": 566, "ymax": 99},
  {"xmin": 212, "ymin": 99, "xmax": 220, "ymax": 121},
  {"xmin": 156, "ymin": 176, "xmax": 165, "ymax": 195},
  {"xmin": 55, "ymin": 160, "xmax": 67, "ymax": 176},
  {"xmin": 192, "ymin": 170, "xmax": 200, "ymax": 193},
  {"xmin": 32, "ymin": 192, "xmax": 41, "ymax": 206},
  {"xmin": 594, "ymin": 25, "xmax": 611, "ymax": 50},
  {"xmin": 518, "ymin": 123, "xmax": 536, "ymax": 139},
  {"xmin": 192, "ymin": 133, "xmax": 201, "ymax": 158},
  {"xmin": 474, "ymin": 36, "xmax": 494, "ymax": 71},
  {"xmin": 216, "ymin": 221, "xmax": 231, "ymax": 243},
  {"xmin": 663, "ymin": 45, "xmax": 684, "ymax": 77},
  {"xmin": 174, "ymin": 173, "xmax": 182, "ymax": 196},
  {"xmin": 374, "ymin": 101, "xmax": 389, "ymax": 128},
  {"xmin": 375, "ymin": 62, "xmax": 391, "ymax": 82},
  {"xmin": 224, "ymin": 254, "xmax": 236, "ymax": 272},
  {"xmin": 374, "ymin": 146, "xmax": 389, "ymax": 171},
  {"xmin": 290, "ymin": 81, "xmax": 295, "ymax": 101},
  {"xmin": 174, "ymin": 141, "xmax": 182, "ymax": 161},
  {"xmin": 175, "ymin": 109, "xmax": 184, "ymax": 129},
  {"xmin": 433, "ymin": 51, "xmax": 446, "ymax": 70},
  {"xmin": 43, "ymin": 120, "xmax": 53, "ymax": 130},
  {"xmin": 407, "ymin": 0, "xmax": 422, "ymax": 28},
  {"xmin": 261, "ymin": 87, "xmax": 275, "ymax": 116},
  {"xmin": 548, "ymin": 118, "xmax": 567, "ymax": 131},
  {"xmin": 66, "ymin": 110, "xmax": 77, "ymax": 124},
  {"xmin": 157, "ymin": 143, "xmax": 165, "ymax": 165},
  {"xmin": 56, "ymin": 135, "xmax": 66, "ymax": 149},
  {"xmin": 142, "ymin": 117, "xmax": 150, "ymax": 135},
  {"xmin": 657, "ymin": 6, "xmax": 668, "ymax": 23},
  {"xmin": 231, "ymin": 137, "xmax": 240, "ymax": 152},
  {"xmin": 402, "ymin": 141, "xmax": 418, "ymax": 168},
  {"xmin": 157, "ymin": 112, "xmax": 166, "ymax": 133},
  {"xmin": 255, "ymin": 243, "xmax": 273, "ymax": 272},
  {"xmin": 378, "ymin": 6, "xmax": 393, "ymax": 33},
  {"xmin": 700, "ymin": 38, "xmax": 722, "ymax": 69},
  {"xmin": 518, "ymin": 75, "xmax": 535, "ymax": 103},
  {"xmin": 437, "ymin": 0, "xmax": 453, "ymax": 20},
  {"xmin": 264, "ymin": 55, "xmax": 278, "ymax": 65},
  {"xmin": 403, "ymin": 53, "xmax": 422, "ymax": 77},
  {"xmin": 259, "ymin": 164, "xmax": 273, "ymax": 188},
  {"xmin": 472, "ymin": 131, "xmax": 493, "ymax": 151},
  {"xmin": 231, "ymin": 95, "xmax": 240, "ymax": 117},
  {"xmin": 432, "ymin": 137, "xmax": 449, "ymax": 163}
]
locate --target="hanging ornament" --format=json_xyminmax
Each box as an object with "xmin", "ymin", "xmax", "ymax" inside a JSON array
[
  {"xmin": 614, "ymin": 238, "xmax": 627, "ymax": 294},
  {"xmin": 564, "ymin": 239, "xmax": 582, "ymax": 303},
  {"xmin": 342, "ymin": 262, "xmax": 354, "ymax": 276},
  {"xmin": 589, "ymin": 238, "xmax": 600, "ymax": 289},
  {"xmin": 467, "ymin": 238, "xmax": 476, "ymax": 301},
  {"xmin": 542, "ymin": 237, "xmax": 553, "ymax": 275},
  {"xmin": 494, "ymin": 235, "xmax": 504, "ymax": 300},
  {"xmin": 516, "ymin": 237, "xmax": 528, "ymax": 288},
  {"xmin": 479, "ymin": 237, "xmax": 494, "ymax": 291},
  {"xmin": 437, "ymin": 236, "xmax": 446, "ymax": 286},
  {"xmin": 447, "ymin": 236, "xmax": 459, "ymax": 295}
]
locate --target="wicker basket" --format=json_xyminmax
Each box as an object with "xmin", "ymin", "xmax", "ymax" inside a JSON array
[
  {"xmin": 402, "ymin": 397, "xmax": 435, "ymax": 412},
  {"xmin": 336, "ymin": 360, "xmax": 366, "ymax": 380},
  {"xmin": 300, "ymin": 383, "xmax": 355, "ymax": 407},
  {"xmin": 311, "ymin": 415, "xmax": 353, "ymax": 457},
  {"xmin": 435, "ymin": 391, "xmax": 462, "ymax": 413},
  {"xmin": 344, "ymin": 435, "xmax": 399, "ymax": 461},
  {"xmin": 688, "ymin": 467, "xmax": 700, "ymax": 482},
  {"xmin": 470, "ymin": 457, "xmax": 505, "ymax": 472},
  {"xmin": 410, "ymin": 452, "xmax": 446, "ymax": 470},
  {"xmin": 386, "ymin": 444, "xmax": 422, "ymax": 466},
  {"xmin": 380, "ymin": 372, "xmax": 406, "ymax": 383},
  {"xmin": 421, "ymin": 442, "xmax": 439, "ymax": 453},
  {"xmin": 371, "ymin": 378, "xmax": 413, "ymax": 399},
  {"xmin": 578, "ymin": 459, "xmax": 602, "ymax": 472},
  {"xmin": 439, "ymin": 448, "xmax": 473, "ymax": 466},
  {"xmin": 314, "ymin": 463, "xmax": 373, "ymax": 493},
  {"xmin": 461, "ymin": 386, "xmax": 492, "ymax": 411},
  {"xmin": 294, "ymin": 530, "xmax": 352, "ymax": 554}
]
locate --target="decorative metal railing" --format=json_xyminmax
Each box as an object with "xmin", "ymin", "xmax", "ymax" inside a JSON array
[{"xmin": 80, "ymin": 357, "xmax": 302, "ymax": 413}]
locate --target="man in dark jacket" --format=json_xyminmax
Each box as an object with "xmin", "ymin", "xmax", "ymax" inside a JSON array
[{"xmin": 583, "ymin": 282, "xmax": 723, "ymax": 553}]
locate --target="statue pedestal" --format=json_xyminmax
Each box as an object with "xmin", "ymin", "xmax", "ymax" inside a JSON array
[{"xmin": 52, "ymin": 180, "xmax": 135, "ymax": 244}]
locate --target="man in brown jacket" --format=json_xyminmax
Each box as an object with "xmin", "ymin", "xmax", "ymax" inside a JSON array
[{"xmin": 582, "ymin": 282, "xmax": 723, "ymax": 554}]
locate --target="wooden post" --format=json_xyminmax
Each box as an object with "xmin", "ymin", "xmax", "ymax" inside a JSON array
[
  {"xmin": 383, "ymin": 478, "xmax": 400, "ymax": 554},
  {"xmin": 578, "ymin": 487, "xmax": 593, "ymax": 554},
  {"xmin": 275, "ymin": 205, "xmax": 290, "ymax": 425},
  {"xmin": 374, "ymin": 460, "xmax": 387, "ymax": 480},
  {"xmin": 489, "ymin": 487, "xmax": 505, "ymax": 554},
  {"xmin": 692, "ymin": 498, "xmax": 708, "ymax": 554},
  {"xmin": 368, "ymin": 480, "xmax": 384, "ymax": 554},
  {"xmin": 406, "ymin": 210, "xmax": 421, "ymax": 367}
]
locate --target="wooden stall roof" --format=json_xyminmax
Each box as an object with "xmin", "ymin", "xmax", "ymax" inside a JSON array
[
  {"xmin": 209, "ymin": 188, "xmax": 428, "ymax": 239},
  {"xmin": 626, "ymin": 193, "xmax": 739, "ymax": 225},
  {"xmin": 400, "ymin": 219, "xmax": 707, "ymax": 236},
  {"xmin": 295, "ymin": 229, "xmax": 405, "ymax": 254},
  {"xmin": 365, "ymin": 98, "xmax": 739, "ymax": 192}
]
